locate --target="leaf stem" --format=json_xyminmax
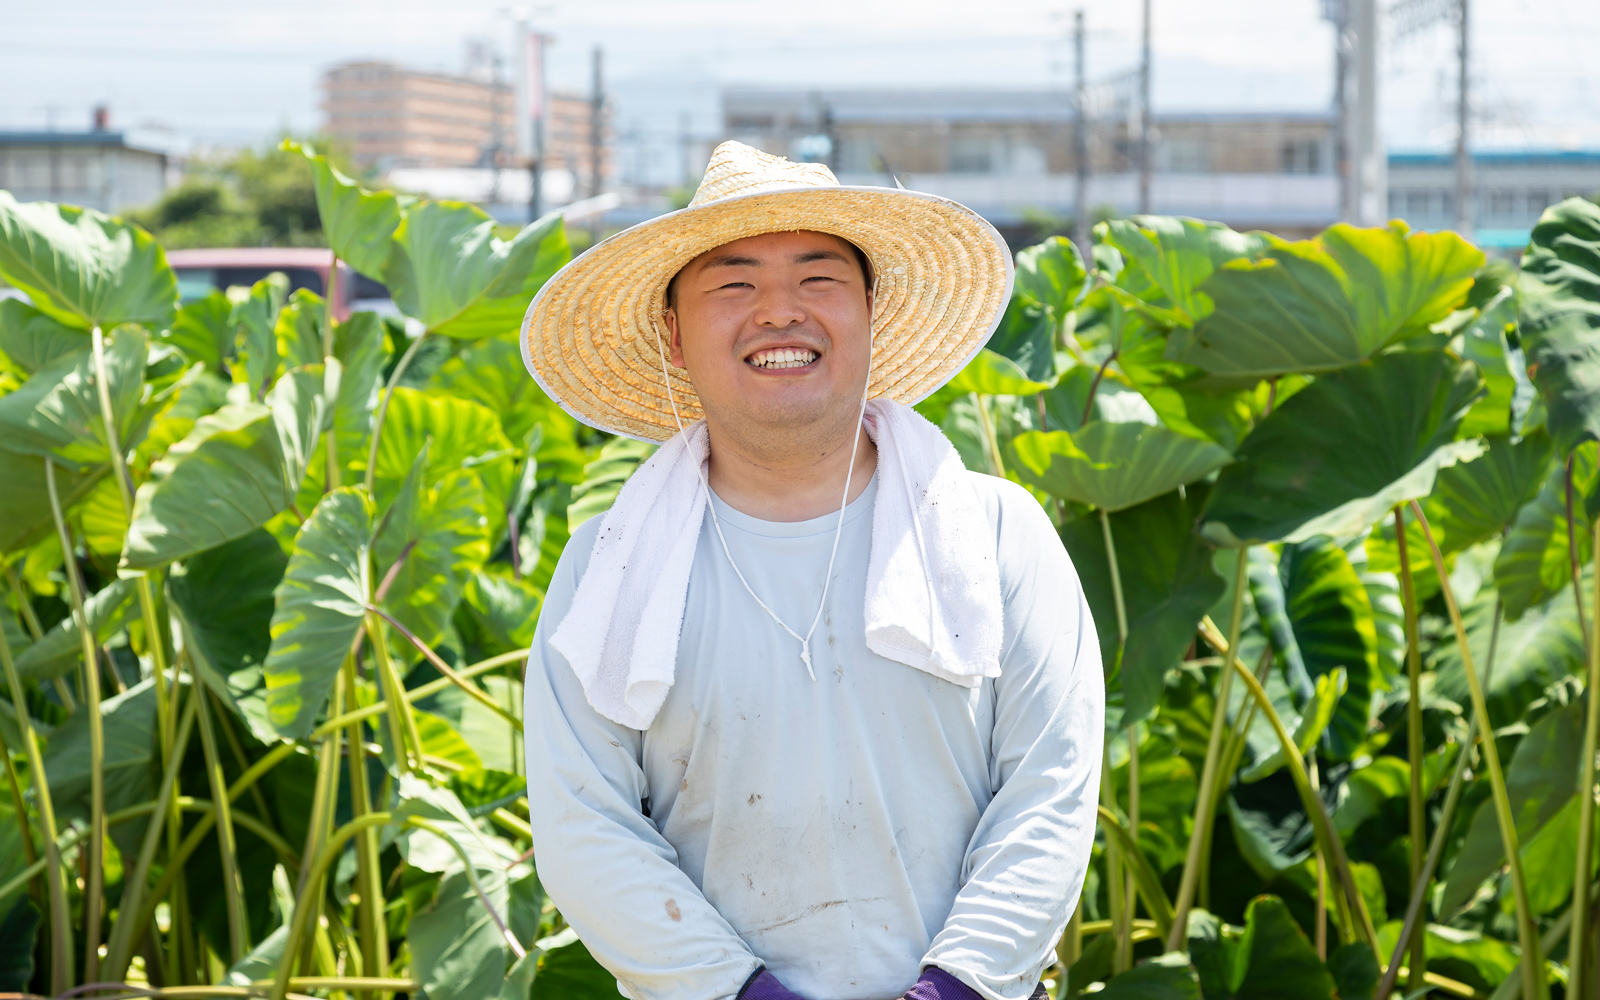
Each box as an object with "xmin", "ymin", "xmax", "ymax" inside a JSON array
[
  {"xmin": 324, "ymin": 253, "xmax": 342, "ymax": 492},
  {"xmin": 970, "ymin": 392, "xmax": 1006, "ymax": 479},
  {"xmin": 1568, "ymin": 454, "xmax": 1590, "ymax": 652},
  {"xmin": 365, "ymin": 331, "xmax": 428, "ymax": 494},
  {"xmin": 1408, "ymin": 499, "xmax": 1545, "ymax": 999},
  {"xmin": 1572, "ymin": 517, "xmax": 1600, "ymax": 999},
  {"xmin": 45, "ymin": 457, "xmax": 106, "ymax": 981},
  {"xmin": 342, "ymin": 654, "xmax": 389, "ymax": 996},
  {"xmin": 1096, "ymin": 507, "xmax": 1138, "ymax": 968},
  {"xmin": 1099, "ymin": 743, "xmax": 1127, "ymax": 973},
  {"xmin": 367, "ymin": 605, "xmax": 521, "ymax": 728},
  {"xmin": 193, "ymin": 683, "xmax": 249, "ymax": 963},
  {"xmin": 291, "ymin": 674, "xmax": 344, "ymax": 977},
  {"xmin": 1165, "ymin": 546, "xmax": 1249, "ymax": 952},
  {"xmin": 1393, "ymin": 506, "xmax": 1428, "ymax": 990},
  {"xmin": 365, "ymin": 614, "xmax": 423, "ymax": 773},
  {"xmin": 0, "ymin": 590, "xmax": 72, "ymax": 994}
]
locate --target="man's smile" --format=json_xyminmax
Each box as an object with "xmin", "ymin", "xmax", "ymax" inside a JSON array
[{"xmin": 746, "ymin": 346, "xmax": 820, "ymax": 370}]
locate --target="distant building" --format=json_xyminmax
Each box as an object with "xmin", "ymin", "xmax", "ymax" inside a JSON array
[
  {"xmin": 0, "ymin": 108, "xmax": 181, "ymax": 213},
  {"xmin": 719, "ymin": 89, "xmax": 1339, "ymax": 240},
  {"xmin": 321, "ymin": 60, "xmax": 609, "ymax": 188},
  {"xmin": 1388, "ymin": 150, "xmax": 1600, "ymax": 250}
]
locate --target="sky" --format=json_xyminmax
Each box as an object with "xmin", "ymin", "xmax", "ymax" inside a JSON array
[{"xmin": 3, "ymin": 0, "xmax": 1597, "ymax": 171}]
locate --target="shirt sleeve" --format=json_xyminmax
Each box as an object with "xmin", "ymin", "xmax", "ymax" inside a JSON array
[
  {"xmin": 523, "ymin": 516, "xmax": 762, "ymax": 1000},
  {"xmin": 921, "ymin": 479, "xmax": 1106, "ymax": 1000}
]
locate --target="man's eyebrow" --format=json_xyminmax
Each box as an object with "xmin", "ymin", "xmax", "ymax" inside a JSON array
[
  {"xmin": 697, "ymin": 253, "xmax": 764, "ymax": 270},
  {"xmin": 792, "ymin": 249, "xmax": 851, "ymax": 265}
]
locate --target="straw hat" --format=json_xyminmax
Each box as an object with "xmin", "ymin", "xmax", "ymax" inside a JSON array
[{"xmin": 520, "ymin": 140, "xmax": 1014, "ymax": 442}]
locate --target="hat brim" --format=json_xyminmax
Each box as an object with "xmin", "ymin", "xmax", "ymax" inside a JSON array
[{"xmin": 520, "ymin": 185, "xmax": 1014, "ymax": 442}]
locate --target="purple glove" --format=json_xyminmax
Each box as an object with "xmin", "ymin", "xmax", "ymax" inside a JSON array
[
  {"xmin": 904, "ymin": 967, "xmax": 982, "ymax": 1000},
  {"xmin": 905, "ymin": 968, "xmax": 1048, "ymax": 1000},
  {"xmin": 738, "ymin": 968, "xmax": 807, "ymax": 1000}
]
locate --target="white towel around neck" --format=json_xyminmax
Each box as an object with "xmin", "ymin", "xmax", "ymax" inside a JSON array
[{"xmin": 548, "ymin": 398, "xmax": 1004, "ymax": 731}]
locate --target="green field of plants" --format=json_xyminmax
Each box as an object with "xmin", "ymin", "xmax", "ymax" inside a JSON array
[{"xmin": 0, "ymin": 141, "xmax": 1598, "ymax": 1000}]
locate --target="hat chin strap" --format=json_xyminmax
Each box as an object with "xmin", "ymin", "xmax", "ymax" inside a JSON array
[{"xmin": 650, "ymin": 280, "xmax": 878, "ymax": 680}]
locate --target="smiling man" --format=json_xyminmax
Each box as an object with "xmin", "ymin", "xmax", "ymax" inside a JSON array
[{"xmin": 519, "ymin": 142, "xmax": 1104, "ymax": 1000}]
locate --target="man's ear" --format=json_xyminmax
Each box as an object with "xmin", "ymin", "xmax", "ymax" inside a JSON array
[{"xmin": 663, "ymin": 309, "xmax": 687, "ymax": 369}]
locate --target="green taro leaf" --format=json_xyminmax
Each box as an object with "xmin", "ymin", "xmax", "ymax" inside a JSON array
[
  {"xmin": 1232, "ymin": 895, "xmax": 1337, "ymax": 1000},
  {"xmin": 0, "ymin": 897, "xmax": 40, "ymax": 992},
  {"xmin": 434, "ymin": 337, "xmax": 562, "ymax": 445},
  {"xmin": 986, "ymin": 235, "xmax": 1086, "ymax": 383},
  {"xmin": 1273, "ymin": 536, "xmax": 1379, "ymax": 758},
  {"xmin": 1015, "ymin": 234, "xmax": 1088, "ymax": 317},
  {"xmin": 0, "ymin": 190, "xmax": 178, "ymax": 330},
  {"xmin": 1459, "ymin": 284, "xmax": 1534, "ymax": 438},
  {"xmin": 1493, "ymin": 440, "xmax": 1597, "ymax": 619},
  {"xmin": 528, "ymin": 929, "xmax": 617, "ymax": 1000},
  {"xmin": 276, "ymin": 288, "xmax": 326, "ymax": 370},
  {"xmin": 329, "ymin": 311, "xmax": 389, "ymax": 471},
  {"xmin": 461, "ymin": 569, "xmax": 544, "ymax": 656},
  {"xmin": 1516, "ymin": 197, "xmax": 1600, "ymax": 454},
  {"xmin": 0, "ymin": 323, "xmax": 149, "ymax": 466},
  {"xmin": 0, "ymin": 450, "xmax": 102, "ymax": 554},
  {"xmin": 945, "ymin": 348, "xmax": 1054, "ymax": 396},
  {"xmin": 986, "ymin": 298, "xmax": 1057, "ymax": 385},
  {"xmin": 1060, "ymin": 485, "xmax": 1226, "ymax": 726},
  {"xmin": 1434, "ymin": 569, "xmax": 1587, "ymax": 727},
  {"xmin": 1201, "ymin": 350, "xmax": 1485, "ymax": 546},
  {"xmin": 1095, "ymin": 952, "xmax": 1201, "ymax": 1000},
  {"xmin": 288, "ymin": 140, "xmax": 403, "ymax": 278},
  {"xmin": 370, "ymin": 387, "xmax": 516, "ymax": 510},
  {"xmin": 1012, "ymin": 422, "xmax": 1232, "ymax": 512},
  {"xmin": 1169, "ymin": 222, "xmax": 1482, "ymax": 377},
  {"xmin": 162, "ymin": 291, "xmax": 234, "ymax": 371},
  {"xmin": 232, "ymin": 273, "xmax": 288, "ymax": 398},
  {"xmin": 122, "ymin": 365, "xmax": 330, "ymax": 569},
  {"xmin": 1374, "ymin": 922, "xmax": 1517, "ymax": 994},
  {"xmin": 0, "ymin": 297, "xmax": 84, "ymax": 375},
  {"xmin": 167, "ymin": 529, "xmax": 288, "ymax": 743},
  {"xmin": 375, "ymin": 450, "xmax": 492, "ymax": 650},
  {"xmin": 12, "ymin": 577, "xmax": 137, "ymax": 682},
  {"xmin": 1441, "ymin": 697, "xmax": 1584, "ymax": 916},
  {"xmin": 1241, "ymin": 668, "xmax": 1345, "ymax": 782},
  {"xmin": 1368, "ymin": 430, "xmax": 1553, "ymax": 600},
  {"xmin": 1099, "ymin": 215, "xmax": 1267, "ymax": 326},
  {"xmin": 567, "ymin": 437, "xmax": 658, "ymax": 529},
  {"xmin": 43, "ymin": 678, "xmax": 160, "ymax": 860},
  {"xmin": 263, "ymin": 488, "xmax": 373, "ymax": 738},
  {"xmin": 384, "ymin": 202, "xmax": 569, "ymax": 338},
  {"xmin": 410, "ymin": 864, "xmax": 516, "ymax": 1000}
]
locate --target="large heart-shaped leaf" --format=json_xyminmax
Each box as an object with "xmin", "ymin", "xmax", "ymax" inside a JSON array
[
  {"xmin": 0, "ymin": 450, "xmax": 102, "ymax": 554},
  {"xmin": 1241, "ymin": 668, "xmax": 1345, "ymax": 782},
  {"xmin": 1094, "ymin": 952, "xmax": 1200, "ymax": 999},
  {"xmin": 410, "ymin": 864, "xmax": 516, "ymax": 1000},
  {"xmin": 1168, "ymin": 222, "xmax": 1482, "ymax": 377},
  {"xmin": 1202, "ymin": 351, "xmax": 1485, "ymax": 546},
  {"xmin": 1013, "ymin": 421, "xmax": 1232, "ymax": 512},
  {"xmin": 434, "ymin": 337, "xmax": 560, "ymax": 445},
  {"xmin": 329, "ymin": 311, "xmax": 389, "ymax": 470},
  {"xmin": 1493, "ymin": 441, "xmax": 1596, "ymax": 619},
  {"xmin": 12, "ymin": 578, "xmax": 137, "ymax": 682},
  {"xmin": 1517, "ymin": 197, "xmax": 1600, "ymax": 455},
  {"xmin": 1433, "ymin": 574, "xmax": 1587, "ymax": 728},
  {"xmin": 0, "ymin": 324, "xmax": 149, "ymax": 466},
  {"xmin": 162, "ymin": 291, "xmax": 234, "ymax": 371},
  {"xmin": 1266, "ymin": 537, "xmax": 1379, "ymax": 758},
  {"xmin": 527, "ymin": 930, "xmax": 616, "ymax": 1000},
  {"xmin": 985, "ymin": 236, "xmax": 1086, "ymax": 383},
  {"xmin": 287, "ymin": 140, "xmax": 403, "ymax": 278},
  {"xmin": 375, "ymin": 445, "xmax": 491, "ymax": 650},
  {"xmin": 1100, "ymin": 215, "xmax": 1267, "ymax": 326},
  {"xmin": 1115, "ymin": 333, "xmax": 1270, "ymax": 452},
  {"xmin": 1441, "ymin": 699, "xmax": 1583, "ymax": 915},
  {"xmin": 43, "ymin": 678, "xmax": 160, "ymax": 859},
  {"xmin": 945, "ymin": 348, "xmax": 1054, "ymax": 396},
  {"xmin": 0, "ymin": 191, "xmax": 177, "ymax": 330},
  {"xmin": 567, "ymin": 437, "xmax": 657, "ymax": 530},
  {"xmin": 231, "ymin": 274, "xmax": 287, "ymax": 399},
  {"xmin": 384, "ymin": 202, "xmax": 568, "ymax": 338},
  {"xmin": 0, "ymin": 298, "xmax": 84, "ymax": 376},
  {"xmin": 1060, "ymin": 484, "xmax": 1225, "ymax": 726},
  {"xmin": 370, "ymin": 387, "xmax": 516, "ymax": 511},
  {"xmin": 1459, "ymin": 284, "xmax": 1536, "ymax": 438},
  {"xmin": 167, "ymin": 529, "xmax": 287, "ymax": 743},
  {"xmin": 1368, "ymin": 430, "xmax": 1553, "ymax": 601},
  {"xmin": 263, "ymin": 488, "xmax": 372, "ymax": 738},
  {"xmin": 1232, "ymin": 895, "xmax": 1338, "ymax": 1000},
  {"xmin": 122, "ymin": 366, "xmax": 330, "ymax": 569}
]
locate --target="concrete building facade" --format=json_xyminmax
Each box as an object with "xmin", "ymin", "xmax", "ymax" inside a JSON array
[
  {"xmin": 321, "ymin": 60, "xmax": 609, "ymax": 185},
  {"xmin": 0, "ymin": 126, "xmax": 177, "ymax": 213},
  {"xmin": 1388, "ymin": 150, "xmax": 1600, "ymax": 249}
]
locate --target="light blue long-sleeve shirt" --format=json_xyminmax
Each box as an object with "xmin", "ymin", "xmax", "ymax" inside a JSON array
[{"xmin": 523, "ymin": 471, "xmax": 1103, "ymax": 1000}]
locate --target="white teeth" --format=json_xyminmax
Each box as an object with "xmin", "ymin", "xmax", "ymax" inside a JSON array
[{"xmin": 750, "ymin": 349, "xmax": 817, "ymax": 369}]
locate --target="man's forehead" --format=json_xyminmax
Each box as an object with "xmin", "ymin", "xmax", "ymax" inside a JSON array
[{"xmin": 686, "ymin": 230, "xmax": 858, "ymax": 270}]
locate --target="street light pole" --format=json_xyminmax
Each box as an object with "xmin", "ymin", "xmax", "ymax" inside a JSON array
[
  {"xmin": 1073, "ymin": 9, "xmax": 1090, "ymax": 253},
  {"xmin": 1453, "ymin": 0, "xmax": 1472, "ymax": 237},
  {"xmin": 1138, "ymin": 0, "xmax": 1152, "ymax": 215}
]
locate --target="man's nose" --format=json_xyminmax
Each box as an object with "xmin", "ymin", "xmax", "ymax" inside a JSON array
[{"xmin": 751, "ymin": 286, "xmax": 806, "ymax": 328}]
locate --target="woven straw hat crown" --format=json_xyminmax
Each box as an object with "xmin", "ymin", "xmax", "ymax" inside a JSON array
[{"xmin": 521, "ymin": 140, "xmax": 1013, "ymax": 442}]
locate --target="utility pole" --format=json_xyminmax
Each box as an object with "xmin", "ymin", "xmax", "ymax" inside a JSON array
[
  {"xmin": 513, "ymin": 14, "xmax": 548, "ymax": 222},
  {"xmin": 1137, "ymin": 0, "xmax": 1152, "ymax": 215},
  {"xmin": 1453, "ymin": 0, "xmax": 1471, "ymax": 236},
  {"xmin": 1351, "ymin": 0, "xmax": 1384, "ymax": 225},
  {"xmin": 1073, "ymin": 9, "xmax": 1090, "ymax": 253},
  {"xmin": 589, "ymin": 45, "xmax": 604, "ymax": 201},
  {"xmin": 679, "ymin": 111, "xmax": 693, "ymax": 190},
  {"xmin": 1323, "ymin": 0, "xmax": 1352, "ymax": 222}
]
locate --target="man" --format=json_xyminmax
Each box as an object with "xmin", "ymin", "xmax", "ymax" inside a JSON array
[{"xmin": 520, "ymin": 141, "xmax": 1103, "ymax": 1000}]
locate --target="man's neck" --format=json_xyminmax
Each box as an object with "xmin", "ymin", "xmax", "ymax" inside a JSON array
[{"xmin": 704, "ymin": 421, "xmax": 878, "ymax": 523}]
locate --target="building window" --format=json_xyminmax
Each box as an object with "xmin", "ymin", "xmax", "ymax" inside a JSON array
[
  {"xmin": 949, "ymin": 137, "xmax": 994, "ymax": 174},
  {"xmin": 1527, "ymin": 190, "xmax": 1551, "ymax": 212},
  {"xmin": 1406, "ymin": 190, "xmax": 1430, "ymax": 216},
  {"xmin": 1490, "ymin": 189, "xmax": 1515, "ymax": 215},
  {"xmin": 1280, "ymin": 140, "xmax": 1320, "ymax": 174}
]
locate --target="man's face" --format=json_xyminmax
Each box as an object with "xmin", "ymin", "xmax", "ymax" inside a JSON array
[{"xmin": 663, "ymin": 230, "xmax": 872, "ymax": 440}]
